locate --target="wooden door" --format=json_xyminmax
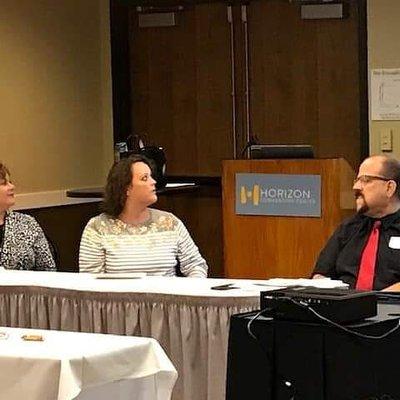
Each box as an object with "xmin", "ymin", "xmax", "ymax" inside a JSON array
[
  {"xmin": 247, "ymin": 0, "xmax": 364, "ymax": 169},
  {"xmin": 130, "ymin": 3, "xmax": 234, "ymax": 176}
]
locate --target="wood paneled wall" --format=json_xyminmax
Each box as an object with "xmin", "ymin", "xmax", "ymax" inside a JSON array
[
  {"xmin": 130, "ymin": 3, "xmax": 234, "ymax": 176},
  {"xmin": 248, "ymin": 1, "xmax": 363, "ymax": 170},
  {"xmin": 126, "ymin": 0, "xmax": 367, "ymax": 174},
  {"xmin": 110, "ymin": 0, "xmax": 367, "ymax": 276}
]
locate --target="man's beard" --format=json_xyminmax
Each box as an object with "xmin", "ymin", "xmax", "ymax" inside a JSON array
[
  {"xmin": 355, "ymin": 190, "xmax": 369, "ymax": 215},
  {"xmin": 357, "ymin": 203, "xmax": 370, "ymax": 215}
]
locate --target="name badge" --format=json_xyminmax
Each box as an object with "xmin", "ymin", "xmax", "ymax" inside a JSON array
[{"xmin": 389, "ymin": 236, "xmax": 400, "ymax": 249}]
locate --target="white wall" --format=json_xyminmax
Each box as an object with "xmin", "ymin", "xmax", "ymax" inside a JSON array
[
  {"xmin": 0, "ymin": 0, "xmax": 113, "ymax": 204},
  {"xmin": 368, "ymin": 0, "xmax": 400, "ymax": 157}
]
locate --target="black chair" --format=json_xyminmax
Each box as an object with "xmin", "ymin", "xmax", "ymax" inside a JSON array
[{"xmin": 44, "ymin": 233, "xmax": 59, "ymax": 269}]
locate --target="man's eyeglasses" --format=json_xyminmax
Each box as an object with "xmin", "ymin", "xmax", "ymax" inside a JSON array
[{"xmin": 353, "ymin": 175, "xmax": 392, "ymax": 186}]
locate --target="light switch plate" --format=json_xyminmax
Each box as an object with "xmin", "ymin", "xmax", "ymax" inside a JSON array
[{"xmin": 380, "ymin": 128, "xmax": 393, "ymax": 152}]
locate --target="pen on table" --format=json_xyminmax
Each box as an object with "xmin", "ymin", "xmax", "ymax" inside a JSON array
[{"xmin": 210, "ymin": 283, "xmax": 239, "ymax": 290}]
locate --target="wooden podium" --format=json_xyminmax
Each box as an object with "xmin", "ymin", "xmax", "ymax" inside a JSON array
[{"xmin": 222, "ymin": 158, "xmax": 355, "ymax": 279}]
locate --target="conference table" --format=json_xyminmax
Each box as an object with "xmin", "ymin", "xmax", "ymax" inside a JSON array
[
  {"xmin": 0, "ymin": 326, "xmax": 177, "ymax": 400},
  {"xmin": 0, "ymin": 271, "xmax": 346, "ymax": 400},
  {"xmin": 0, "ymin": 270, "xmax": 264, "ymax": 400}
]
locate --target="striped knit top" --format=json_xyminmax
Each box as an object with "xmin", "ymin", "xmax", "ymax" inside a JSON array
[{"xmin": 79, "ymin": 209, "xmax": 208, "ymax": 277}]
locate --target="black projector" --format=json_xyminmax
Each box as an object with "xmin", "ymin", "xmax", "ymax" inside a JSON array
[{"xmin": 260, "ymin": 286, "xmax": 377, "ymax": 323}]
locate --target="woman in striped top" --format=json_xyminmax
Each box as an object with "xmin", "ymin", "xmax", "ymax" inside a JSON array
[{"xmin": 79, "ymin": 155, "xmax": 208, "ymax": 277}]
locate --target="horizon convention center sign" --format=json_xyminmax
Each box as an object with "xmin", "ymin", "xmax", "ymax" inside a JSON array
[{"xmin": 235, "ymin": 173, "xmax": 321, "ymax": 217}]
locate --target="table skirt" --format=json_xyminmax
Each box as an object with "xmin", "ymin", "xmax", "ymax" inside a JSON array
[{"xmin": 0, "ymin": 286, "xmax": 258, "ymax": 400}]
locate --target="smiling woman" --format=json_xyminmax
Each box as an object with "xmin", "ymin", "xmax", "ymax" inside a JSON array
[
  {"xmin": 0, "ymin": 162, "xmax": 56, "ymax": 271},
  {"xmin": 79, "ymin": 155, "xmax": 208, "ymax": 277}
]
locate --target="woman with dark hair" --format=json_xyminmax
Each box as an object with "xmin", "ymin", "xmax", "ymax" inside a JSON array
[
  {"xmin": 79, "ymin": 155, "xmax": 208, "ymax": 277},
  {"xmin": 0, "ymin": 162, "xmax": 56, "ymax": 271}
]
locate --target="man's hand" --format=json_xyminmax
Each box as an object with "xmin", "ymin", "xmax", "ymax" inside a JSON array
[
  {"xmin": 312, "ymin": 274, "xmax": 327, "ymax": 279},
  {"xmin": 381, "ymin": 282, "xmax": 400, "ymax": 292}
]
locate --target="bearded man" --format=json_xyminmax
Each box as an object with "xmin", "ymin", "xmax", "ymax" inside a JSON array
[{"xmin": 312, "ymin": 155, "xmax": 400, "ymax": 291}]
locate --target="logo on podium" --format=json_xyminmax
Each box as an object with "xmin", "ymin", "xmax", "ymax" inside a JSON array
[
  {"xmin": 236, "ymin": 173, "xmax": 321, "ymax": 217},
  {"xmin": 240, "ymin": 185, "xmax": 261, "ymax": 206}
]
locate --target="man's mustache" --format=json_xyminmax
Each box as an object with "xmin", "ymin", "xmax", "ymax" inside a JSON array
[
  {"xmin": 354, "ymin": 190, "xmax": 369, "ymax": 214},
  {"xmin": 354, "ymin": 189, "xmax": 364, "ymax": 199}
]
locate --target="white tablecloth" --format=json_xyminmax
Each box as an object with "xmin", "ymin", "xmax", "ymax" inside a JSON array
[
  {"xmin": 0, "ymin": 270, "xmax": 345, "ymax": 400},
  {"xmin": 0, "ymin": 269, "xmax": 279, "ymax": 295},
  {"xmin": 0, "ymin": 326, "xmax": 177, "ymax": 400}
]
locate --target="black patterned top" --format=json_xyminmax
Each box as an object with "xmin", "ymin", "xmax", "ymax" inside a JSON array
[
  {"xmin": 0, "ymin": 211, "xmax": 56, "ymax": 271},
  {"xmin": 0, "ymin": 224, "xmax": 4, "ymax": 252}
]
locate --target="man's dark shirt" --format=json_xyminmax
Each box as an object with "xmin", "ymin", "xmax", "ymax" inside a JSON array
[{"xmin": 313, "ymin": 209, "xmax": 400, "ymax": 290}]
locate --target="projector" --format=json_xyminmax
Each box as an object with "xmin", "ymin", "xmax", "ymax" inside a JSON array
[{"xmin": 260, "ymin": 286, "xmax": 377, "ymax": 323}]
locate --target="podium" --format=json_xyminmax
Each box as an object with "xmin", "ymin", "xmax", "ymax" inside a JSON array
[{"xmin": 222, "ymin": 158, "xmax": 355, "ymax": 278}]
